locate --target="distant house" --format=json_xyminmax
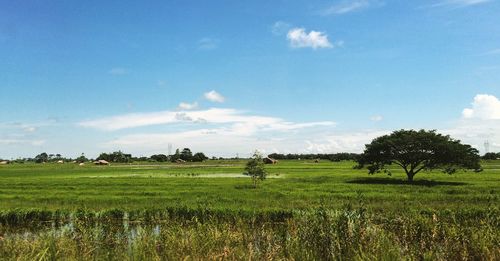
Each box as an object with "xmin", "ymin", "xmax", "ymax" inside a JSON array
[
  {"xmin": 57, "ymin": 160, "xmax": 64, "ymax": 164},
  {"xmin": 263, "ymin": 157, "xmax": 278, "ymax": 164},
  {"xmin": 175, "ymin": 159, "xmax": 186, "ymax": 164},
  {"xmin": 0, "ymin": 161, "xmax": 9, "ymax": 165},
  {"xmin": 79, "ymin": 163, "xmax": 85, "ymax": 166},
  {"xmin": 94, "ymin": 160, "xmax": 110, "ymax": 165}
]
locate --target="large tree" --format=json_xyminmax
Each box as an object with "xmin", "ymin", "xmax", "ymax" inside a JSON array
[{"xmin": 356, "ymin": 129, "xmax": 481, "ymax": 182}]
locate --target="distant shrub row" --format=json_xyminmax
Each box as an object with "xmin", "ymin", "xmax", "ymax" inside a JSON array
[{"xmin": 267, "ymin": 152, "xmax": 361, "ymax": 161}]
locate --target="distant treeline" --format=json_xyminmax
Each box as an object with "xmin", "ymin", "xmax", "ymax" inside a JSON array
[
  {"xmin": 482, "ymin": 152, "xmax": 500, "ymax": 160},
  {"xmin": 4, "ymin": 150, "xmax": 498, "ymax": 164},
  {"xmin": 9, "ymin": 148, "xmax": 209, "ymax": 164},
  {"xmin": 267, "ymin": 153, "xmax": 360, "ymax": 162}
]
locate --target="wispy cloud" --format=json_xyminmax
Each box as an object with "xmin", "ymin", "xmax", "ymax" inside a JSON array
[
  {"xmin": 271, "ymin": 21, "xmax": 291, "ymax": 35},
  {"xmin": 0, "ymin": 139, "xmax": 45, "ymax": 146},
  {"xmin": 108, "ymin": 67, "xmax": 127, "ymax": 75},
  {"xmin": 370, "ymin": 115, "xmax": 383, "ymax": 122},
  {"xmin": 287, "ymin": 28, "xmax": 339, "ymax": 49},
  {"xmin": 106, "ymin": 125, "xmax": 339, "ymax": 157},
  {"xmin": 78, "ymin": 108, "xmax": 335, "ymax": 132},
  {"xmin": 429, "ymin": 0, "xmax": 493, "ymax": 8},
  {"xmin": 204, "ymin": 90, "xmax": 225, "ymax": 103},
  {"xmin": 178, "ymin": 102, "xmax": 198, "ymax": 110},
  {"xmin": 198, "ymin": 38, "xmax": 219, "ymax": 50},
  {"xmin": 304, "ymin": 130, "xmax": 389, "ymax": 153},
  {"xmin": 481, "ymin": 49, "xmax": 500, "ymax": 56},
  {"xmin": 322, "ymin": 0, "xmax": 374, "ymax": 15}
]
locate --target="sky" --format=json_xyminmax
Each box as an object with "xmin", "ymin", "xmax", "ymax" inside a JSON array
[{"xmin": 1, "ymin": 0, "xmax": 500, "ymax": 159}]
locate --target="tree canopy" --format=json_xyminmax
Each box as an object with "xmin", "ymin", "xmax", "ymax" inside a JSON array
[
  {"xmin": 34, "ymin": 152, "xmax": 49, "ymax": 163},
  {"xmin": 356, "ymin": 129, "xmax": 482, "ymax": 182},
  {"xmin": 97, "ymin": 151, "xmax": 132, "ymax": 163},
  {"xmin": 482, "ymin": 152, "xmax": 500, "ymax": 160}
]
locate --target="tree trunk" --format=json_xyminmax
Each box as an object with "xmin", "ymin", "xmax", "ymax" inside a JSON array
[{"xmin": 407, "ymin": 172, "xmax": 415, "ymax": 183}]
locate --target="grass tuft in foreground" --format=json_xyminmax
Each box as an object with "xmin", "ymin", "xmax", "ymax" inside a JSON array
[{"xmin": 0, "ymin": 205, "xmax": 498, "ymax": 260}]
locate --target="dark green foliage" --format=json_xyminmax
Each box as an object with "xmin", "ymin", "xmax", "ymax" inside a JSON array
[
  {"xmin": 192, "ymin": 152, "xmax": 208, "ymax": 162},
  {"xmin": 482, "ymin": 152, "xmax": 500, "ymax": 160},
  {"xmin": 357, "ymin": 129, "xmax": 482, "ymax": 182},
  {"xmin": 97, "ymin": 151, "xmax": 132, "ymax": 163},
  {"xmin": 169, "ymin": 148, "xmax": 208, "ymax": 162},
  {"xmin": 75, "ymin": 153, "xmax": 88, "ymax": 163},
  {"xmin": 149, "ymin": 154, "xmax": 169, "ymax": 162},
  {"xmin": 268, "ymin": 152, "xmax": 360, "ymax": 161},
  {"xmin": 180, "ymin": 148, "xmax": 193, "ymax": 161},
  {"xmin": 34, "ymin": 152, "xmax": 48, "ymax": 163},
  {"xmin": 170, "ymin": 149, "xmax": 181, "ymax": 162}
]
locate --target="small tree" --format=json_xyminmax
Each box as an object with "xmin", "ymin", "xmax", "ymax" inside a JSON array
[
  {"xmin": 192, "ymin": 152, "xmax": 208, "ymax": 162},
  {"xmin": 180, "ymin": 148, "xmax": 193, "ymax": 161},
  {"xmin": 356, "ymin": 129, "xmax": 482, "ymax": 182},
  {"xmin": 76, "ymin": 153, "xmax": 88, "ymax": 163},
  {"xmin": 35, "ymin": 152, "xmax": 49, "ymax": 163},
  {"xmin": 243, "ymin": 151, "xmax": 267, "ymax": 188},
  {"xmin": 150, "ymin": 154, "xmax": 169, "ymax": 162},
  {"xmin": 170, "ymin": 149, "xmax": 181, "ymax": 162}
]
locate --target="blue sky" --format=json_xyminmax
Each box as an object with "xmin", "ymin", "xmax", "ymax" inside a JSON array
[{"xmin": 1, "ymin": 0, "xmax": 500, "ymax": 158}]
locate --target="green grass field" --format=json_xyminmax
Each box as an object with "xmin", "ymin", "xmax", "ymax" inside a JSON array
[
  {"xmin": 0, "ymin": 160, "xmax": 498, "ymax": 211},
  {"xmin": 0, "ymin": 160, "xmax": 499, "ymax": 260}
]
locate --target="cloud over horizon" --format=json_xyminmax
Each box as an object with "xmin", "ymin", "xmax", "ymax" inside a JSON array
[
  {"xmin": 462, "ymin": 94, "xmax": 500, "ymax": 120},
  {"xmin": 77, "ymin": 106, "xmax": 337, "ymax": 157},
  {"xmin": 78, "ymin": 108, "xmax": 335, "ymax": 132}
]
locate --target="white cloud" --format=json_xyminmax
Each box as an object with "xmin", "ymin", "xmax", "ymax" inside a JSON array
[
  {"xmin": 177, "ymin": 102, "xmax": 198, "ymax": 110},
  {"xmin": 462, "ymin": 94, "xmax": 500, "ymax": 120},
  {"xmin": 304, "ymin": 130, "xmax": 389, "ymax": 153},
  {"xmin": 198, "ymin": 38, "xmax": 219, "ymax": 50},
  {"xmin": 440, "ymin": 119, "xmax": 500, "ymax": 154},
  {"xmin": 106, "ymin": 128, "xmax": 380, "ymax": 158},
  {"xmin": 108, "ymin": 68, "xmax": 127, "ymax": 75},
  {"xmin": 322, "ymin": 0, "xmax": 372, "ymax": 15},
  {"xmin": 85, "ymin": 107, "xmax": 336, "ymax": 157},
  {"xmin": 204, "ymin": 90, "xmax": 225, "ymax": 103},
  {"xmin": 78, "ymin": 108, "xmax": 335, "ymax": 132},
  {"xmin": 271, "ymin": 21, "xmax": 291, "ymax": 35},
  {"xmin": 370, "ymin": 115, "xmax": 383, "ymax": 122},
  {"xmin": 287, "ymin": 28, "xmax": 335, "ymax": 49}
]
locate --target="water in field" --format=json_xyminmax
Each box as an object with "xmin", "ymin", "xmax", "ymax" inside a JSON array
[{"xmin": 1, "ymin": 207, "xmax": 498, "ymax": 260}]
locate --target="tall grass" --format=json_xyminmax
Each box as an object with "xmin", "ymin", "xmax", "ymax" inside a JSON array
[{"xmin": 0, "ymin": 206, "xmax": 498, "ymax": 260}]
